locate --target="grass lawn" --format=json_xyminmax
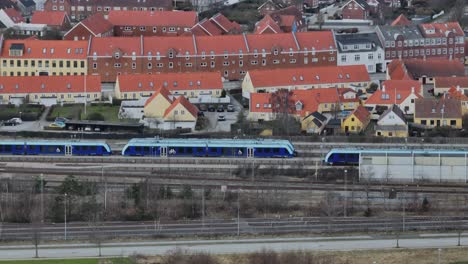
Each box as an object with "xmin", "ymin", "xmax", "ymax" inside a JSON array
[
  {"xmin": 0, "ymin": 258, "xmax": 131, "ymax": 264},
  {"xmin": 80, "ymin": 105, "xmax": 121, "ymax": 122},
  {"xmin": 0, "ymin": 105, "xmax": 43, "ymax": 115},
  {"xmin": 49, "ymin": 104, "xmax": 83, "ymax": 120}
]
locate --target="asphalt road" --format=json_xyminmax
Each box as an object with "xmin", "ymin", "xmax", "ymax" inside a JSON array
[{"xmin": 1, "ymin": 233, "xmax": 467, "ymax": 259}]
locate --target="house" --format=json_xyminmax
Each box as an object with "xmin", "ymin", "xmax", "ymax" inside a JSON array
[
  {"xmin": 17, "ymin": 0, "xmax": 35, "ymax": 16},
  {"xmin": 242, "ymin": 65, "xmax": 370, "ymax": 99},
  {"xmin": 268, "ymin": 6, "xmax": 306, "ymax": 33},
  {"xmin": 107, "ymin": 10, "xmax": 198, "ymax": 37},
  {"xmin": 386, "ymin": 59, "xmax": 465, "ymax": 84},
  {"xmin": 30, "ymin": 11, "xmax": 70, "ymax": 31},
  {"xmin": 364, "ymin": 80, "xmax": 422, "ymax": 115},
  {"xmin": 383, "ymin": 0, "xmax": 401, "ymax": 8},
  {"xmin": 375, "ymin": 104, "xmax": 408, "ymax": 137},
  {"xmin": 434, "ymin": 77, "xmax": 468, "ymax": 96},
  {"xmin": 254, "ymin": 15, "xmax": 283, "ymax": 34},
  {"xmin": 391, "ymin": 14, "xmax": 411, "ymax": 26},
  {"xmin": 88, "ymin": 31, "xmax": 338, "ymax": 82},
  {"xmin": 63, "ymin": 13, "xmax": 113, "ymax": 40},
  {"xmin": 335, "ymin": 32, "xmax": 386, "ymax": 73},
  {"xmin": 414, "ymin": 98, "xmax": 462, "ymax": 129},
  {"xmin": 190, "ymin": 13, "xmax": 240, "ymax": 36},
  {"xmin": 341, "ymin": 105, "xmax": 371, "ymax": 134},
  {"xmin": 258, "ymin": 0, "xmax": 300, "ymax": 16},
  {"xmin": 301, "ymin": 111, "xmax": 328, "ymax": 134},
  {"xmin": 0, "ymin": 8, "xmax": 25, "ymax": 27},
  {"xmin": 446, "ymin": 86, "xmax": 468, "ymax": 115},
  {"xmin": 43, "ymin": 0, "xmax": 173, "ymax": 22},
  {"xmin": 0, "ymin": 38, "xmax": 88, "ymax": 77},
  {"xmin": 0, "ymin": 75, "xmax": 101, "ymax": 106},
  {"xmin": 248, "ymin": 88, "xmax": 360, "ymax": 123},
  {"xmin": 114, "ymin": 72, "xmax": 223, "ymax": 100},
  {"xmin": 143, "ymin": 86, "xmax": 198, "ymax": 130},
  {"xmin": 342, "ymin": 0, "xmax": 370, "ymax": 20},
  {"xmin": 377, "ymin": 22, "xmax": 465, "ymax": 64}
]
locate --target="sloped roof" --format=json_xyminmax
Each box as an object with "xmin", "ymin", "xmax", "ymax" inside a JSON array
[
  {"xmin": 403, "ymin": 59, "xmax": 465, "ymax": 79},
  {"xmin": 419, "ymin": 22, "xmax": 464, "ymax": 38},
  {"xmin": 365, "ymin": 80, "xmax": 422, "ymax": 105},
  {"xmin": 163, "ymin": 95, "xmax": 198, "ymax": 118},
  {"xmin": 107, "ymin": 10, "xmax": 197, "ymax": 27},
  {"xmin": 247, "ymin": 65, "xmax": 370, "ymax": 88},
  {"xmin": 117, "ymin": 72, "xmax": 223, "ymax": 92},
  {"xmin": 190, "ymin": 13, "xmax": 240, "ymax": 36},
  {"xmin": 434, "ymin": 76, "xmax": 468, "ymax": 88},
  {"xmin": 0, "ymin": 75, "xmax": 101, "ymax": 94},
  {"xmin": 144, "ymin": 87, "xmax": 172, "ymax": 107},
  {"xmin": 415, "ymin": 98, "xmax": 462, "ymax": 119},
  {"xmin": 447, "ymin": 86, "xmax": 468, "ymax": 101},
  {"xmin": 89, "ymin": 36, "xmax": 141, "ymax": 56},
  {"xmin": 79, "ymin": 13, "xmax": 113, "ymax": 35},
  {"xmin": 1, "ymin": 39, "xmax": 87, "ymax": 59},
  {"xmin": 387, "ymin": 59, "xmax": 412, "ymax": 80},
  {"xmin": 31, "ymin": 11, "xmax": 67, "ymax": 26},
  {"xmin": 254, "ymin": 15, "xmax": 282, "ymax": 34},
  {"xmin": 4, "ymin": 8, "xmax": 24, "ymax": 23},
  {"xmin": 210, "ymin": 13, "xmax": 240, "ymax": 33},
  {"xmin": 391, "ymin": 14, "xmax": 411, "ymax": 26},
  {"xmin": 378, "ymin": 104, "xmax": 407, "ymax": 123},
  {"xmin": 349, "ymin": 105, "xmax": 370, "ymax": 123}
]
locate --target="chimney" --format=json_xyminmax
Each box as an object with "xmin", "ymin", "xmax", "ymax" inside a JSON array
[{"xmin": 411, "ymin": 86, "xmax": 415, "ymax": 94}]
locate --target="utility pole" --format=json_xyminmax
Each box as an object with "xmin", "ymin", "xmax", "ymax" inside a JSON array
[
  {"xmin": 344, "ymin": 169, "xmax": 348, "ymax": 217},
  {"xmin": 64, "ymin": 193, "xmax": 67, "ymax": 241},
  {"xmin": 237, "ymin": 188, "xmax": 240, "ymax": 236},
  {"xmin": 40, "ymin": 174, "xmax": 44, "ymax": 223},
  {"xmin": 402, "ymin": 185, "xmax": 407, "ymax": 232},
  {"xmin": 202, "ymin": 187, "xmax": 205, "ymax": 229}
]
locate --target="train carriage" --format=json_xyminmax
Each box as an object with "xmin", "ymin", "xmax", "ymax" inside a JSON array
[{"xmin": 0, "ymin": 140, "xmax": 111, "ymax": 156}]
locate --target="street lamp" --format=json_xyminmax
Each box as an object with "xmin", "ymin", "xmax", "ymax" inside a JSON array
[
  {"xmin": 344, "ymin": 169, "xmax": 348, "ymax": 217},
  {"xmin": 438, "ymin": 248, "xmax": 442, "ymax": 264},
  {"xmin": 64, "ymin": 193, "xmax": 67, "ymax": 241}
]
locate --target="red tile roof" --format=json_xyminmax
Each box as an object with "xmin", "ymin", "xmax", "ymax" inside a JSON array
[
  {"xmin": 163, "ymin": 95, "xmax": 198, "ymax": 118},
  {"xmin": 193, "ymin": 18, "xmax": 224, "ymax": 36},
  {"xmin": 447, "ymin": 86, "xmax": 468, "ymax": 101},
  {"xmin": 434, "ymin": 76, "xmax": 468, "ymax": 88},
  {"xmin": 0, "ymin": 75, "xmax": 101, "ymax": 94},
  {"xmin": 4, "ymin": 8, "xmax": 24, "ymax": 23},
  {"xmin": 278, "ymin": 15, "xmax": 295, "ymax": 27},
  {"xmin": 391, "ymin": 14, "xmax": 411, "ymax": 26},
  {"xmin": 31, "ymin": 11, "xmax": 67, "ymax": 26},
  {"xmin": 365, "ymin": 80, "xmax": 422, "ymax": 105},
  {"xmin": 247, "ymin": 65, "xmax": 370, "ymax": 88},
  {"xmin": 107, "ymin": 10, "xmax": 198, "ymax": 27},
  {"xmin": 250, "ymin": 88, "xmax": 359, "ymax": 116},
  {"xmin": 254, "ymin": 15, "xmax": 282, "ymax": 34},
  {"xmin": 387, "ymin": 59, "xmax": 411, "ymax": 80},
  {"xmin": 143, "ymin": 35, "xmax": 195, "ymax": 56},
  {"xmin": 117, "ymin": 72, "xmax": 222, "ymax": 92},
  {"xmin": 294, "ymin": 31, "xmax": 336, "ymax": 51},
  {"xmin": 78, "ymin": 13, "xmax": 113, "ymax": 36},
  {"xmin": 196, "ymin": 34, "xmax": 247, "ymax": 54},
  {"xmin": 210, "ymin": 13, "xmax": 240, "ymax": 33},
  {"xmin": 144, "ymin": 86, "xmax": 172, "ymax": 107},
  {"xmin": 1, "ymin": 39, "xmax": 87, "ymax": 59},
  {"xmin": 348, "ymin": 105, "xmax": 370, "ymax": 123},
  {"xmin": 90, "ymin": 36, "xmax": 141, "ymax": 56},
  {"xmin": 402, "ymin": 59, "xmax": 465, "ymax": 79},
  {"xmin": 418, "ymin": 22, "xmax": 464, "ymax": 38},
  {"xmin": 415, "ymin": 98, "xmax": 462, "ymax": 119},
  {"xmin": 246, "ymin": 32, "xmax": 298, "ymax": 51}
]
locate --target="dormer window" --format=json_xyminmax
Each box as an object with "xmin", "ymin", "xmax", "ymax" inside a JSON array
[
  {"xmin": 114, "ymin": 52, "xmax": 120, "ymax": 59},
  {"xmin": 315, "ymin": 75, "xmax": 320, "ymax": 80},
  {"xmin": 15, "ymin": 84, "xmax": 19, "ymax": 89},
  {"xmin": 50, "ymin": 48, "xmax": 54, "ymax": 54},
  {"xmin": 41, "ymin": 83, "xmax": 45, "ymax": 89},
  {"xmin": 173, "ymin": 81, "xmax": 178, "ymax": 87},
  {"xmin": 431, "ymin": 108, "xmax": 436, "ymax": 113},
  {"xmin": 149, "ymin": 82, "xmax": 154, "ymax": 87},
  {"xmin": 168, "ymin": 51, "xmax": 174, "ymax": 59},
  {"xmin": 396, "ymin": 94, "xmax": 401, "ymax": 100},
  {"xmin": 42, "ymin": 48, "xmax": 46, "ymax": 54},
  {"xmin": 197, "ymin": 80, "xmax": 201, "ymax": 86},
  {"xmin": 67, "ymin": 83, "xmax": 71, "ymax": 89},
  {"xmin": 163, "ymin": 81, "xmax": 168, "ymax": 87},
  {"xmin": 295, "ymin": 101, "xmax": 303, "ymax": 111},
  {"xmin": 9, "ymin": 43, "xmax": 24, "ymax": 56},
  {"xmin": 138, "ymin": 82, "xmax": 142, "ymax": 88},
  {"xmin": 67, "ymin": 48, "xmax": 71, "ymax": 54}
]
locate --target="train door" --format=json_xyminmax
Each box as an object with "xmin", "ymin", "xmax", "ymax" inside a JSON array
[
  {"xmin": 160, "ymin": 146, "xmax": 167, "ymax": 157},
  {"xmin": 247, "ymin": 147, "xmax": 254, "ymax": 158},
  {"xmin": 65, "ymin": 145, "xmax": 72, "ymax": 156}
]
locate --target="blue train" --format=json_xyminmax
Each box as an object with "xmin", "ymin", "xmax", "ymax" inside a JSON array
[
  {"xmin": 324, "ymin": 148, "xmax": 361, "ymax": 165},
  {"xmin": 0, "ymin": 140, "xmax": 111, "ymax": 156},
  {"xmin": 121, "ymin": 138, "xmax": 297, "ymax": 158}
]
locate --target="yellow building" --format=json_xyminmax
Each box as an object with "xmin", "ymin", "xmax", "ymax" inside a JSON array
[
  {"xmin": 375, "ymin": 105, "xmax": 408, "ymax": 137},
  {"xmin": 143, "ymin": 88, "xmax": 173, "ymax": 118},
  {"xmin": 163, "ymin": 96, "xmax": 199, "ymax": 123},
  {"xmin": 342, "ymin": 105, "xmax": 371, "ymax": 134},
  {"xmin": 301, "ymin": 112, "xmax": 328, "ymax": 134},
  {"xmin": 0, "ymin": 39, "xmax": 88, "ymax": 77},
  {"xmin": 414, "ymin": 98, "xmax": 462, "ymax": 129},
  {"xmin": 0, "ymin": 75, "xmax": 101, "ymax": 106},
  {"xmin": 115, "ymin": 73, "xmax": 223, "ymax": 100}
]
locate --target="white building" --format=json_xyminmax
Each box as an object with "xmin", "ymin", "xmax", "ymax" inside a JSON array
[{"xmin": 335, "ymin": 32, "xmax": 386, "ymax": 73}]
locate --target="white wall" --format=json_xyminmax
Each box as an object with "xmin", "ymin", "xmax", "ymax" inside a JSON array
[{"xmin": 337, "ymin": 47, "xmax": 386, "ymax": 73}]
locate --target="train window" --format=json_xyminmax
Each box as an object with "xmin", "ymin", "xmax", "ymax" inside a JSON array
[
  {"xmin": 16, "ymin": 145, "xmax": 23, "ymax": 151},
  {"xmin": 143, "ymin": 147, "xmax": 150, "ymax": 153},
  {"xmin": 135, "ymin": 146, "xmax": 141, "ymax": 152},
  {"xmin": 4, "ymin": 145, "xmax": 11, "ymax": 152},
  {"xmin": 222, "ymin": 148, "xmax": 229, "ymax": 155},
  {"xmin": 90, "ymin": 146, "xmax": 97, "ymax": 151},
  {"xmin": 209, "ymin": 147, "xmax": 217, "ymax": 153},
  {"xmin": 257, "ymin": 148, "xmax": 263, "ymax": 153},
  {"xmin": 273, "ymin": 148, "xmax": 280, "ymax": 153},
  {"xmin": 265, "ymin": 148, "xmax": 271, "ymax": 153},
  {"xmin": 187, "ymin": 148, "xmax": 193, "ymax": 154},
  {"xmin": 339, "ymin": 154, "xmax": 345, "ymax": 159},
  {"xmin": 178, "ymin": 147, "xmax": 185, "ymax": 154},
  {"xmin": 197, "ymin": 147, "xmax": 204, "ymax": 153}
]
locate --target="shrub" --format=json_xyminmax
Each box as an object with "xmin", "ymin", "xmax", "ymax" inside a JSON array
[{"xmin": 86, "ymin": 112, "xmax": 105, "ymax": 121}]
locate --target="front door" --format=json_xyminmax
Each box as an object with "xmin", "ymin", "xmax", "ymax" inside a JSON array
[
  {"xmin": 247, "ymin": 148, "xmax": 254, "ymax": 158},
  {"xmin": 160, "ymin": 146, "xmax": 167, "ymax": 157},
  {"xmin": 65, "ymin": 145, "xmax": 72, "ymax": 156}
]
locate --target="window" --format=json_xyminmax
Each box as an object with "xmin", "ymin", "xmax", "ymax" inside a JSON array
[
  {"xmin": 169, "ymin": 62, "xmax": 173, "ymax": 68},
  {"xmin": 368, "ymin": 53, "xmax": 373, "ymax": 60},
  {"xmin": 341, "ymin": 55, "xmax": 346, "ymax": 62},
  {"xmin": 153, "ymin": 27, "xmax": 157, "ymax": 32},
  {"xmin": 169, "ymin": 27, "xmax": 175, "ymax": 32},
  {"xmin": 157, "ymin": 63, "xmax": 163, "ymax": 67},
  {"xmin": 140, "ymin": 26, "xmax": 146, "ymax": 31},
  {"xmin": 354, "ymin": 54, "xmax": 360, "ymax": 61},
  {"xmin": 251, "ymin": 60, "xmax": 258, "ymax": 65},
  {"xmin": 93, "ymin": 63, "xmax": 97, "ymax": 69},
  {"xmin": 147, "ymin": 62, "xmax": 152, "ymax": 69},
  {"xmin": 289, "ymin": 59, "xmax": 296, "ymax": 63},
  {"xmin": 114, "ymin": 63, "xmax": 121, "ymax": 68}
]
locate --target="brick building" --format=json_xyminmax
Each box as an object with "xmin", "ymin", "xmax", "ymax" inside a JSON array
[
  {"xmin": 30, "ymin": 11, "xmax": 71, "ymax": 31},
  {"xmin": 342, "ymin": 0, "xmax": 370, "ymax": 20},
  {"xmin": 377, "ymin": 22, "xmax": 465, "ymax": 63},
  {"xmin": 63, "ymin": 13, "xmax": 113, "ymax": 40},
  {"xmin": 43, "ymin": 0, "xmax": 173, "ymax": 22},
  {"xmin": 107, "ymin": 10, "xmax": 198, "ymax": 37},
  {"xmin": 88, "ymin": 31, "xmax": 338, "ymax": 82}
]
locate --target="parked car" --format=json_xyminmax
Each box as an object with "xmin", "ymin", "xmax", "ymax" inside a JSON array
[
  {"xmin": 208, "ymin": 105, "xmax": 216, "ymax": 112},
  {"xmin": 227, "ymin": 104, "xmax": 235, "ymax": 112},
  {"xmin": 10, "ymin": 118, "xmax": 22, "ymax": 124},
  {"xmin": 3, "ymin": 118, "xmax": 22, "ymax": 126},
  {"xmin": 84, "ymin": 126, "xmax": 92, "ymax": 132},
  {"xmin": 217, "ymin": 115, "xmax": 226, "ymax": 121},
  {"xmin": 94, "ymin": 127, "xmax": 101, "ymax": 132},
  {"xmin": 49, "ymin": 122, "xmax": 65, "ymax": 128},
  {"xmin": 217, "ymin": 105, "xmax": 225, "ymax": 112},
  {"xmin": 55, "ymin": 117, "xmax": 69, "ymax": 123}
]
